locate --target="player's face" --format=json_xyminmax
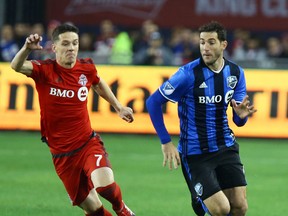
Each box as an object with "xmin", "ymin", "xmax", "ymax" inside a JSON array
[
  {"xmin": 200, "ymin": 32, "xmax": 227, "ymax": 68},
  {"xmin": 53, "ymin": 32, "xmax": 79, "ymax": 68}
]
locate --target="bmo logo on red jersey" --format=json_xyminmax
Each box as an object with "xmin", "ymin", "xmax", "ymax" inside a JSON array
[
  {"xmin": 49, "ymin": 88, "xmax": 74, "ymax": 98},
  {"xmin": 49, "ymin": 87, "xmax": 88, "ymax": 101}
]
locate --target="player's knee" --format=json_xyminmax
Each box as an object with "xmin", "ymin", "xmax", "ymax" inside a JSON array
[
  {"xmin": 91, "ymin": 167, "xmax": 114, "ymax": 188},
  {"xmin": 208, "ymin": 203, "xmax": 230, "ymax": 216},
  {"xmin": 231, "ymin": 200, "xmax": 248, "ymax": 215}
]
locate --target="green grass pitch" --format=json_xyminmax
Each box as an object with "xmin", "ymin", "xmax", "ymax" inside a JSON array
[{"xmin": 0, "ymin": 131, "xmax": 287, "ymax": 215}]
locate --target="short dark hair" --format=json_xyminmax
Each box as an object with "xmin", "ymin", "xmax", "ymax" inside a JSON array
[
  {"xmin": 52, "ymin": 23, "xmax": 79, "ymax": 42},
  {"xmin": 198, "ymin": 21, "xmax": 227, "ymax": 42}
]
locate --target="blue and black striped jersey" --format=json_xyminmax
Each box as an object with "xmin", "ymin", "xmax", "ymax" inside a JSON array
[{"xmin": 159, "ymin": 58, "xmax": 246, "ymax": 155}]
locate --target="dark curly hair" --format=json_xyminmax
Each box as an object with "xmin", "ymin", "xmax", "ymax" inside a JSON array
[
  {"xmin": 52, "ymin": 23, "xmax": 79, "ymax": 42},
  {"xmin": 198, "ymin": 21, "xmax": 227, "ymax": 42}
]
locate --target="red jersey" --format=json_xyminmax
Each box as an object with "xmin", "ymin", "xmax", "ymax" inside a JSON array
[{"xmin": 29, "ymin": 58, "xmax": 100, "ymax": 154}]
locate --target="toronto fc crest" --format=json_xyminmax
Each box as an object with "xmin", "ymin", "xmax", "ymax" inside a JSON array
[{"xmin": 78, "ymin": 74, "xmax": 88, "ymax": 86}]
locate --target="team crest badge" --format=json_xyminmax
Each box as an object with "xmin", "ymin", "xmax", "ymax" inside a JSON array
[
  {"xmin": 194, "ymin": 183, "xmax": 203, "ymax": 196},
  {"xmin": 163, "ymin": 82, "xmax": 175, "ymax": 95},
  {"xmin": 78, "ymin": 74, "xmax": 88, "ymax": 86},
  {"xmin": 227, "ymin": 76, "xmax": 238, "ymax": 89}
]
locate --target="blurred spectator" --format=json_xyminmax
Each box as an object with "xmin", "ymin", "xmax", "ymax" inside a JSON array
[
  {"xmin": 94, "ymin": 19, "xmax": 117, "ymax": 63},
  {"xmin": 31, "ymin": 23, "xmax": 47, "ymax": 42},
  {"xmin": 232, "ymin": 36, "xmax": 267, "ymax": 61},
  {"xmin": 230, "ymin": 29, "xmax": 250, "ymax": 58},
  {"xmin": 46, "ymin": 20, "xmax": 61, "ymax": 39},
  {"xmin": 29, "ymin": 23, "xmax": 48, "ymax": 59},
  {"xmin": 169, "ymin": 27, "xmax": 200, "ymax": 65},
  {"xmin": 79, "ymin": 32, "xmax": 95, "ymax": 51},
  {"xmin": 14, "ymin": 23, "xmax": 30, "ymax": 48},
  {"xmin": 278, "ymin": 33, "xmax": 288, "ymax": 58},
  {"xmin": 266, "ymin": 37, "xmax": 283, "ymax": 58},
  {"xmin": 7, "ymin": 18, "xmax": 288, "ymax": 66},
  {"xmin": 109, "ymin": 31, "xmax": 133, "ymax": 65},
  {"xmin": 42, "ymin": 20, "xmax": 61, "ymax": 59},
  {"xmin": 133, "ymin": 31, "xmax": 173, "ymax": 66},
  {"xmin": 169, "ymin": 27, "xmax": 184, "ymax": 65},
  {"xmin": 189, "ymin": 30, "xmax": 201, "ymax": 58},
  {"xmin": 78, "ymin": 32, "xmax": 96, "ymax": 59},
  {"xmin": 0, "ymin": 24, "xmax": 19, "ymax": 61},
  {"xmin": 131, "ymin": 19, "xmax": 159, "ymax": 53}
]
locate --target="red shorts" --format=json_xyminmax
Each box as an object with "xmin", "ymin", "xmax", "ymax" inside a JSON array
[{"xmin": 52, "ymin": 134, "xmax": 111, "ymax": 206}]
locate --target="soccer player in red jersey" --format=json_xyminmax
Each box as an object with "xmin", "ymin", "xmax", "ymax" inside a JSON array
[{"xmin": 11, "ymin": 24, "xmax": 135, "ymax": 216}]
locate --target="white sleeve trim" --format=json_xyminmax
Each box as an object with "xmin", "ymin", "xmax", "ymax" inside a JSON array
[{"xmin": 158, "ymin": 87, "xmax": 177, "ymax": 103}]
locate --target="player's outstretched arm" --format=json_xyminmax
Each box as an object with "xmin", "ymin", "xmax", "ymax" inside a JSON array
[
  {"xmin": 92, "ymin": 78, "xmax": 134, "ymax": 123},
  {"xmin": 11, "ymin": 34, "xmax": 43, "ymax": 76},
  {"xmin": 161, "ymin": 141, "xmax": 181, "ymax": 170},
  {"xmin": 146, "ymin": 90, "xmax": 180, "ymax": 170},
  {"xmin": 231, "ymin": 95, "xmax": 257, "ymax": 126},
  {"xmin": 231, "ymin": 95, "xmax": 257, "ymax": 119}
]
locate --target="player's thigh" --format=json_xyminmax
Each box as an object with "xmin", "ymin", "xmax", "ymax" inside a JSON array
[
  {"xmin": 83, "ymin": 141, "xmax": 114, "ymax": 187},
  {"xmin": 182, "ymin": 154, "xmax": 222, "ymax": 200},
  {"xmin": 204, "ymin": 190, "xmax": 230, "ymax": 215},
  {"xmin": 223, "ymin": 186, "xmax": 248, "ymax": 209},
  {"xmin": 216, "ymin": 150, "xmax": 247, "ymax": 189}
]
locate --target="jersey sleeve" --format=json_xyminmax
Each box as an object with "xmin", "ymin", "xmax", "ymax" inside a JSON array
[
  {"xmin": 159, "ymin": 67, "xmax": 194, "ymax": 103},
  {"xmin": 87, "ymin": 58, "xmax": 100, "ymax": 85},
  {"xmin": 232, "ymin": 66, "xmax": 248, "ymax": 126},
  {"xmin": 29, "ymin": 60, "xmax": 44, "ymax": 81},
  {"xmin": 92, "ymin": 66, "xmax": 100, "ymax": 85},
  {"xmin": 232, "ymin": 66, "xmax": 246, "ymax": 103}
]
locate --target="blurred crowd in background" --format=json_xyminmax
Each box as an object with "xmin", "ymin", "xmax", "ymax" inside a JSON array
[{"xmin": 1, "ymin": 19, "xmax": 288, "ymax": 68}]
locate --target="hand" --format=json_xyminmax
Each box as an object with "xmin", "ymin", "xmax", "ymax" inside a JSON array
[
  {"xmin": 161, "ymin": 142, "xmax": 181, "ymax": 170},
  {"xmin": 25, "ymin": 34, "xmax": 43, "ymax": 50},
  {"xmin": 118, "ymin": 107, "xmax": 134, "ymax": 123},
  {"xmin": 231, "ymin": 95, "xmax": 257, "ymax": 119}
]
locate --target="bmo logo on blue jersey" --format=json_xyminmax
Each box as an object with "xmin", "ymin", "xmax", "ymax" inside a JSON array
[
  {"xmin": 49, "ymin": 87, "xmax": 89, "ymax": 101},
  {"xmin": 198, "ymin": 90, "xmax": 234, "ymax": 104},
  {"xmin": 199, "ymin": 95, "xmax": 222, "ymax": 104}
]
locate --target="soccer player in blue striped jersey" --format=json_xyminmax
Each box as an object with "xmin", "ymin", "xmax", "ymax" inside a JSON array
[{"xmin": 146, "ymin": 21, "xmax": 257, "ymax": 216}]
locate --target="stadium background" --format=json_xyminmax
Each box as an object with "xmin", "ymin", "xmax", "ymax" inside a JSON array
[{"xmin": 0, "ymin": 0, "xmax": 287, "ymax": 215}]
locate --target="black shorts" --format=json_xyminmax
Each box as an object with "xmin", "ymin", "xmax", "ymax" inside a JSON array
[{"xmin": 181, "ymin": 143, "xmax": 247, "ymax": 201}]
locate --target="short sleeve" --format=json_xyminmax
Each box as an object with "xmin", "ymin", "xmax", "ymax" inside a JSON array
[
  {"xmin": 92, "ymin": 65, "xmax": 100, "ymax": 85},
  {"xmin": 29, "ymin": 60, "xmax": 46, "ymax": 82},
  {"xmin": 159, "ymin": 67, "xmax": 194, "ymax": 103},
  {"xmin": 232, "ymin": 67, "xmax": 246, "ymax": 103}
]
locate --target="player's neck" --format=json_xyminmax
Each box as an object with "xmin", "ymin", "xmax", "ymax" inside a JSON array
[
  {"xmin": 209, "ymin": 57, "xmax": 224, "ymax": 73},
  {"xmin": 57, "ymin": 60, "xmax": 76, "ymax": 69}
]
